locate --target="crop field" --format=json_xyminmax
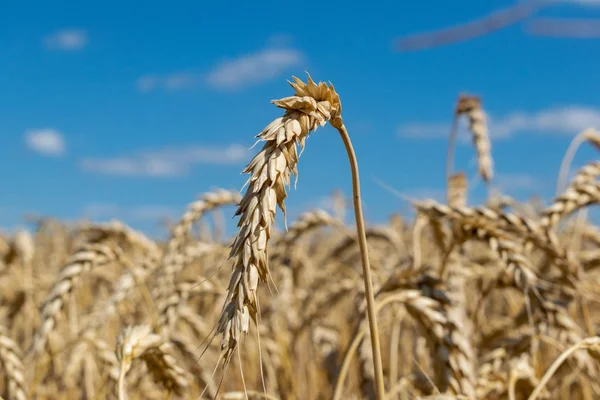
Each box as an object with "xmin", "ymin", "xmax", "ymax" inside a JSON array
[{"xmin": 1, "ymin": 75, "xmax": 599, "ymax": 400}]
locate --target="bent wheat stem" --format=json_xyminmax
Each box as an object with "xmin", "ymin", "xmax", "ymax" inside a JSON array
[
  {"xmin": 556, "ymin": 128, "xmax": 600, "ymax": 195},
  {"xmin": 333, "ymin": 121, "xmax": 385, "ymax": 399},
  {"xmin": 528, "ymin": 337, "xmax": 600, "ymax": 400}
]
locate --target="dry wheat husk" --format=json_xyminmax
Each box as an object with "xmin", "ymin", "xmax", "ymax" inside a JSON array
[
  {"xmin": 116, "ymin": 325, "xmax": 188, "ymax": 399},
  {"xmin": 0, "ymin": 327, "xmax": 27, "ymax": 400},
  {"xmin": 216, "ymin": 75, "xmax": 343, "ymax": 365},
  {"xmin": 30, "ymin": 243, "xmax": 123, "ymax": 357},
  {"xmin": 456, "ymin": 95, "xmax": 493, "ymax": 183}
]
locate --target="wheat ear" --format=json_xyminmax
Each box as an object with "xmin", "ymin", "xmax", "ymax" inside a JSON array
[
  {"xmin": 541, "ymin": 180, "xmax": 600, "ymax": 230},
  {"xmin": 458, "ymin": 95, "xmax": 493, "ymax": 183},
  {"xmin": 157, "ymin": 276, "xmax": 220, "ymax": 337},
  {"xmin": 153, "ymin": 189, "xmax": 241, "ymax": 308},
  {"xmin": 447, "ymin": 95, "xmax": 493, "ymax": 186},
  {"xmin": 215, "ymin": 74, "xmax": 384, "ymax": 397},
  {"xmin": 416, "ymin": 200, "xmax": 573, "ymax": 275},
  {"xmin": 0, "ymin": 327, "xmax": 27, "ymax": 400},
  {"xmin": 116, "ymin": 325, "xmax": 188, "ymax": 400},
  {"xmin": 29, "ymin": 243, "xmax": 122, "ymax": 357},
  {"xmin": 271, "ymin": 209, "xmax": 343, "ymax": 257},
  {"xmin": 415, "ymin": 201, "xmax": 538, "ymax": 289}
]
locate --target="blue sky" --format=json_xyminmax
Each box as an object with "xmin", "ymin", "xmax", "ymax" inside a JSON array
[{"xmin": 1, "ymin": 0, "xmax": 599, "ymax": 236}]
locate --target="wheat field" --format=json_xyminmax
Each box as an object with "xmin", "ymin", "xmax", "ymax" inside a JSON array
[{"xmin": 1, "ymin": 75, "xmax": 600, "ymax": 400}]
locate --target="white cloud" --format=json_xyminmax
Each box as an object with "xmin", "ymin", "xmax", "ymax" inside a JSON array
[
  {"xmin": 24, "ymin": 129, "xmax": 66, "ymax": 156},
  {"xmin": 205, "ymin": 47, "xmax": 304, "ymax": 90},
  {"xmin": 492, "ymin": 106, "xmax": 600, "ymax": 138},
  {"xmin": 80, "ymin": 143, "xmax": 248, "ymax": 177},
  {"xmin": 43, "ymin": 29, "xmax": 88, "ymax": 51},
  {"xmin": 137, "ymin": 38, "xmax": 304, "ymax": 93},
  {"xmin": 82, "ymin": 203, "xmax": 177, "ymax": 222},
  {"xmin": 398, "ymin": 105, "xmax": 600, "ymax": 140},
  {"xmin": 527, "ymin": 18, "xmax": 600, "ymax": 38}
]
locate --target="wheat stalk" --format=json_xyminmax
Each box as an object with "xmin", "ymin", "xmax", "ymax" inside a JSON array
[
  {"xmin": 215, "ymin": 74, "xmax": 385, "ymax": 397},
  {"xmin": 447, "ymin": 172, "xmax": 468, "ymax": 208},
  {"xmin": 556, "ymin": 128, "xmax": 600, "ymax": 195},
  {"xmin": 528, "ymin": 337, "xmax": 600, "ymax": 400}
]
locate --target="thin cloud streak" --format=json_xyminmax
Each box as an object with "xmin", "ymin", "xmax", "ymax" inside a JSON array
[
  {"xmin": 394, "ymin": 1, "xmax": 545, "ymax": 52},
  {"xmin": 80, "ymin": 144, "xmax": 249, "ymax": 177},
  {"xmin": 205, "ymin": 48, "xmax": 304, "ymax": 90},
  {"xmin": 393, "ymin": 1, "xmax": 599, "ymax": 52},
  {"xmin": 137, "ymin": 39, "xmax": 304, "ymax": 92},
  {"xmin": 43, "ymin": 29, "xmax": 88, "ymax": 51},
  {"xmin": 527, "ymin": 17, "xmax": 600, "ymax": 38},
  {"xmin": 399, "ymin": 106, "xmax": 600, "ymax": 140}
]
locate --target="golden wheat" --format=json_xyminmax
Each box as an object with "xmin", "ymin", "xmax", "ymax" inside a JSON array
[{"xmin": 1, "ymin": 79, "xmax": 599, "ymax": 400}]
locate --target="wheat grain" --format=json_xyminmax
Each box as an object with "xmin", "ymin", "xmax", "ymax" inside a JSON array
[
  {"xmin": 215, "ymin": 75, "xmax": 343, "ymax": 364},
  {"xmin": 0, "ymin": 327, "xmax": 27, "ymax": 400},
  {"xmin": 116, "ymin": 325, "xmax": 188, "ymax": 399},
  {"xmin": 455, "ymin": 95, "xmax": 494, "ymax": 183},
  {"xmin": 30, "ymin": 243, "xmax": 123, "ymax": 357}
]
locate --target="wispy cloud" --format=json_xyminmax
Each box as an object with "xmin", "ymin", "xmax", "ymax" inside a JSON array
[
  {"xmin": 527, "ymin": 18, "xmax": 600, "ymax": 38},
  {"xmin": 80, "ymin": 143, "xmax": 248, "ymax": 177},
  {"xmin": 82, "ymin": 203, "xmax": 177, "ymax": 222},
  {"xmin": 393, "ymin": 1, "xmax": 600, "ymax": 52},
  {"xmin": 24, "ymin": 129, "xmax": 66, "ymax": 156},
  {"xmin": 398, "ymin": 105, "xmax": 600, "ymax": 140},
  {"xmin": 491, "ymin": 106, "xmax": 600, "ymax": 138},
  {"xmin": 205, "ymin": 47, "xmax": 304, "ymax": 90},
  {"xmin": 43, "ymin": 29, "xmax": 88, "ymax": 51},
  {"xmin": 137, "ymin": 37, "xmax": 305, "ymax": 93}
]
